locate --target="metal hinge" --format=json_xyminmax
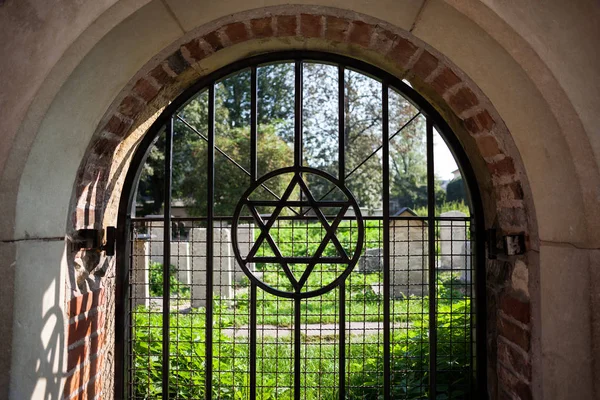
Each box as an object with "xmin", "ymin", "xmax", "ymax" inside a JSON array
[{"xmin": 71, "ymin": 226, "xmax": 116, "ymax": 256}]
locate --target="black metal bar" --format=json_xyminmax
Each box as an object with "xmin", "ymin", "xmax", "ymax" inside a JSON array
[
  {"xmin": 251, "ymin": 65, "xmax": 258, "ymax": 182},
  {"xmin": 294, "ymin": 297, "xmax": 302, "ymax": 400},
  {"xmin": 338, "ymin": 63, "xmax": 346, "ymax": 400},
  {"xmin": 114, "ymin": 217, "xmax": 131, "ymax": 399},
  {"xmin": 132, "ymin": 215, "xmax": 454, "ymax": 222},
  {"xmin": 249, "ymin": 63, "xmax": 258, "ymax": 400},
  {"xmin": 250, "ymin": 282, "xmax": 257, "ymax": 399},
  {"xmin": 426, "ymin": 117, "xmax": 437, "ymax": 399},
  {"xmin": 382, "ymin": 82, "xmax": 391, "ymax": 399},
  {"xmin": 206, "ymin": 85, "xmax": 215, "ymax": 400},
  {"xmin": 162, "ymin": 117, "xmax": 174, "ymax": 400},
  {"xmin": 248, "ymin": 256, "xmax": 350, "ymax": 264},
  {"xmin": 294, "ymin": 60, "xmax": 303, "ymax": 167},
  {"xmin": 247, "ymin": 200, "xmax": 351, "ymax": 207},
  {"xmin": 339, "ymin": 64, "xmax": 345, "ymax": 183}
]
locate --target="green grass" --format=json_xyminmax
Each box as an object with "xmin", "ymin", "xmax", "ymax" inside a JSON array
[
  {"xmin": 134, "ymin": 219, "xmax": 474, "ymax": 398},
  {"xmin": 132, "ymin": 275, "xmax": 472, "ymax": 399}
]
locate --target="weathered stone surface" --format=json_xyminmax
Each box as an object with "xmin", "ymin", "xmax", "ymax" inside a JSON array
[
  {"xmin": 390, "ymin": 219, "xmax": 428, "ymax": 297},
  {"xmin": 357, "ymin": 248, "xmax": 383, "ymax": 273},
  {"xmin": 439, "ymin": 211, "xmax": 471, "ymax": 282},
  {"xmin": 189, "ymin": 228, "xmax": 233, "ymax": 308},
  {"xmin": 234, "ymin": 224, "xmax": 255, "ymax": 283},
  {"xmin": 131, "ymin": 240, "xmax": 149, "ymax": 307}
]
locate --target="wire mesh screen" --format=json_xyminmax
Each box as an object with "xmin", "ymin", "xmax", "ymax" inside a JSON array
[{"xmin": 127, "ymin": 215, "xmax": 475, "ymax": 399}]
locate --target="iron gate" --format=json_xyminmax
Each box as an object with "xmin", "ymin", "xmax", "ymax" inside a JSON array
[{"xmin": 116, "ymin": 52, "xmax": 485, "ymax": 399}]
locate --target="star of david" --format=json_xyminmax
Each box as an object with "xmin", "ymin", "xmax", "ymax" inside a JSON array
[{"xmin": 232, "ymin": 167, "xmax": 364, "ymax": 298}]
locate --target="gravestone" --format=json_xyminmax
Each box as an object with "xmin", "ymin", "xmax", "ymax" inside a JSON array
[
  {"xmin": 357, "ymin": 248, "xmax": 383, "ymax": 273},
  {"xmin": 131, "ymin": 239, "xmax": 149, "ymax": 307},
  {"xmin": 439, "ymin": 211, "xmax": 471, "ymax": 282},
  {"xmin": 234, "ymin": 224, "xmax": 255, "ymax": 283},
  {"xmin": 390, "ymin": 209, "xmax": 428, "ymax": 297},
  {"xmin": 189, "ymin": 228, "xmax": 234, "ymax": 308},
  {"xmin": 148, "ymin": 225, "xmax": 191, "ymax": 284}
]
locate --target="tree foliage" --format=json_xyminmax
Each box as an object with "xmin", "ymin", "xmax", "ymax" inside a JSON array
[{"xmin": 136, "ymin": 62, "xmax": 451, "ymax": 216}]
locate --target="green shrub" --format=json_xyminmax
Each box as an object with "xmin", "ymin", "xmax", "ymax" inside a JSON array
[{"xmin": 149, "ymin": 261, "xmax": 190, "ymax": 299}]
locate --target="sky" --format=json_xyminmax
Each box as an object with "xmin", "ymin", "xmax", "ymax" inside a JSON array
[{"xmin": 433, "ymin": 128, "xmax": 459, "ymax": 181}]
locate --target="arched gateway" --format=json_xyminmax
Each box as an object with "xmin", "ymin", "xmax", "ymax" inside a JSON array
[{"xmin": 116, "ymin": 52, "xmax": 485, "ymax": 399}]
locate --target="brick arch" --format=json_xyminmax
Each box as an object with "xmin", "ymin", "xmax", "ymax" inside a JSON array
[{"xmin": 69, "ymin": 8, "xmax": 534, "ymax": 400}]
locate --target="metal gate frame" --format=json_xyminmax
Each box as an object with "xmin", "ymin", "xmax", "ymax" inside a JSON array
[{"xmin": 115, "ymin": 51, "xmax": 487, "ymax": 399}]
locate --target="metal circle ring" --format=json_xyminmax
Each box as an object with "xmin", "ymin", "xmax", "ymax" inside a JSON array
[{"xmin": 231, "ymin": 166, "xmax": 364, "ymax": 299}]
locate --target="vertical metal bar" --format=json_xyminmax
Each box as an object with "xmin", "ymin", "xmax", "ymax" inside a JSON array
[
  {"xmin": 426, "ymin": 118, "xmax": 437, "ymax": 399},
  {"xmin": 114, "ymin": 217, "xmax": 131, "ymax": 399},
  {"xmin": 294, "ymin": 297, "xmax": 302, "ymax": 400},
  {"xmin": 294, "ymin": 60, "xmax": 303, "ymax": 167},
  {"xmin": 382, "ymin": 82, "xmax": 391, "ymax": 399},
  {"xmin": 251, "ymin": 66, "xmax": 258, "ymax": 181},
  {"xmin": 338, "ymin": 64, "xmax": 346, "ymax": 400},
  {"xmin": 249, "ymin": 65, "xmax": 258, "ymax": 400},
  {"xmin": 294, "ymin": 60, "xmax": 303, "ymax": 400},
  {"xmin": 162, "ymin": 118, "xmax": 174, "ymax": 399},
  {"xmin": 206, "ymin": 85, "xmax": 215, "ymax": 400},
  {"xmin": 338, "ymin": 65, "xmax": 345, "ymax": 182}
]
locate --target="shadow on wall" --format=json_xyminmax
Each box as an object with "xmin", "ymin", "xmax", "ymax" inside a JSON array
[
  {"xmin": 10, "ymin": 241, "xmax": 66, "ymax": 400},
  {"xmin": 32, "ymin": 303, "xmax": 65, "ymax": 400}
]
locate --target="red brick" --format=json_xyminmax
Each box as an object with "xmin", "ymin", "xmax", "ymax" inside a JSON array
[
  {"xmin": 68, "ymin": 288, "xmax": 106, "ymax": 317},
  {"xmin": 515, "ymin": 381, "xmax": 533, "ymax": 400},
  {"xmin": 203, "ymin": 30, "xmax": 224, "ymax": 52},
  {"xmin": 250, "ymin": 17, "xmax": 274, "ymax": 38},
  {"xmin": 276, "ymin": 15, "xmax": 297, "ymax": 37},
  {"xmin": 498, "ymin": 363, "xmax": 520, "ymax": 398},
  {"xmin": 300, "ymin": 14, "xmax": 322, "ymax": 38},
  {"xmin": 118, "ymin": 95, "xmax": 145, "ymax": 118},
  {"xmin": 498, "ymin": 339, "xmax": 531, "ymax": 381},
  {"xmin": 91, "ymin": 137, "xmax": 119, "ymax": 159},
  {"xmin": 182, "ymin": 40, "xmax": 208, "ymax": 64},
  {"xmin": 149, "ymin": 63, "xmax": 174, "ymax": 86},
  {"xmin": 68, "ymin": 311, "xmax": 106, "ymax": 345},
  {"xmin": 349, "ymin": 20, "xmax": 373, "ymax": 47},
  {"xmin": 476, "ymin": 135, "xmax": 502, "ymax": 158},
  {"xmin": 67, "ymin": 332, "xmax": 105, "ymax": 371},
  {"xmin": 64, "ymin": 354, "xmax": 103, "ymax": 398},
  {"xmin": 104, "ymin": 114, "xmax": 132, "ymax": 137},
  {"xmin": 166, "ymin": 49, "xmax": 189, "ymax": 75},
  {"xmin": 476, "ymin": 109, "xmax": 495, "ymax": 130},
  {"xmin": 497, "ymin": 182, "xmax": 525, "ymax": 202},
  {"xmin": 487, "ymin": 156, "xmax": 516, "ymax": 176},
  {"xmin": 75, "ymin": 207, "xmax": 98, "ymax": 229},
  {"xmin": 498, "ymin": 315, "xmax": 530, "ymax": 352},
  {"xmin": 325, "ymin": 16, "xmax": 350, "ymax": 42},
  {"xmin": 500, "ymin": 294, "xmax": 530, "ymax": 324},
  {"xmin": 132, "ymin": 78, "xmax": 159, "ymax": 102},
  {"xmin": 449, "ymin": 87, "xmax": 479, "ymax": 114},
  {"xmin": 224, "ymin": 22, "xmax": 249, "ymax": 44},
  {"xmin": 431, "ymin": 67, "xmax": 461, "ymax": 96},
  {"xmin": 81, "ymin": 374, "xmax": 102, "ymax": 400},
  {"xmin": 389, "ymin": 37, "xmax": 418, "ymax": 68},
  {"xmin": 411, "ymin": 50, "xmax": 438, "ymax": 80},
  {"xmin": 464, "ymin": 110, "xmax": 495, "ymax": 135},
  {"xmin": 498, "ymin": 207, "xmax": 528, "ymax": 232},
  {"xmin": 370, "ymin": 27, "xmax": 397, "ymax": 54}
]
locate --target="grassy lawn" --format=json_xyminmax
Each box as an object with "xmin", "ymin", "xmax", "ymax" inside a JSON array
[{"xmin": 133, "ymin": 218, "xmax": 474, "ymax": 398}]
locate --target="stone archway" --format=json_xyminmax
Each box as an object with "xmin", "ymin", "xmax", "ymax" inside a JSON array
[{"xmin": 67, "ymin": 7, "xmax": 536, "ymax": 399}]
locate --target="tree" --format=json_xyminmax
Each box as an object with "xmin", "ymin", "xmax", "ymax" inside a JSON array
[{"xmin": 446, "ymin": 177, "xmax": 467, "ymax": 203}]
